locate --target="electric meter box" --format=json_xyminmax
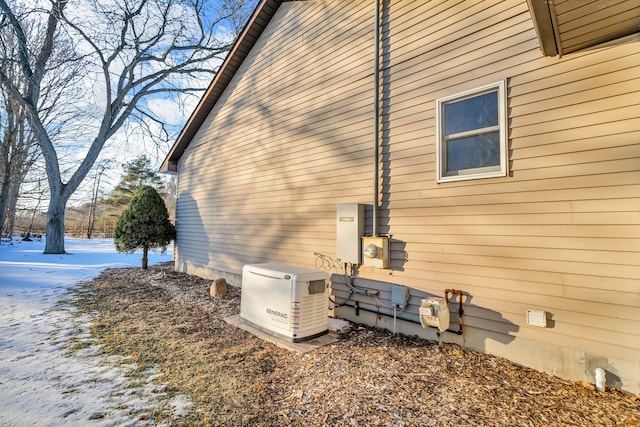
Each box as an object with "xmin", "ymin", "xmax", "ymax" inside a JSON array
[
  {"xmin": 362, "ymin": 236, "xmax": 390, "ymax": 268},
  {"xmin": 336, "ymin": 203, "xmax": 364, "ymax": 264}
]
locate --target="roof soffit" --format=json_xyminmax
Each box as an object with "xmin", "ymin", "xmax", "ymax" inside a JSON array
[{"xmin": 528, "ymin": 0, "xmax": 640, "ymax": 57}]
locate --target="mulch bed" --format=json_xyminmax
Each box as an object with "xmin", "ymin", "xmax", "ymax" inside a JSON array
[{"xmin": 70, "ymin": 263, "xmax": 640, "ymax": 426}]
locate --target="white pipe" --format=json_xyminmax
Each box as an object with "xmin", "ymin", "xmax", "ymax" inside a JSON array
[
  {"xmin": 595, "ymin": 368, "xmax": 606, "ymax": 391},
  {"xmin": 393, "ymin": 306, "xmax": 397, "ymax": 334}
]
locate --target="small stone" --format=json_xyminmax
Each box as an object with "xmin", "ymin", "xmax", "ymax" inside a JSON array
[
  {"xmin": 89, "ymin": 412, "xmax": 106, "ymax": 420},
  {"xmin": 210, "ymin": 278, "xmax": 227, "ymax": 299}
]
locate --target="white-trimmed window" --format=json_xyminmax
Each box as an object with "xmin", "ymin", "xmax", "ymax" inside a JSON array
[{"xmin": 436, "ymin": 81, "xmax": 507, "ymax": 182}]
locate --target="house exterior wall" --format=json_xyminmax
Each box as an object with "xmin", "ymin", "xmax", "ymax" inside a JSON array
[{"xmin": 175, "ymin": 0, "xmax": 640, "ymax": 394}]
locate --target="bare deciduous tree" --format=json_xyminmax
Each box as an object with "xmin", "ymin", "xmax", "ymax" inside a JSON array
[
  {"xmin": 0, "ymin": 0, "xmax": 252, "ymax": 253},
  {"xmin": 0, "ymin": 17, "xmax": 39, "ymax": 238},
  {"xmin": 85, "ymin": 158, "xmax": 112, "ymax": 239},
  {"xmin": 0, "ymin": 97, "xmax": 38, "ymax": 238}
]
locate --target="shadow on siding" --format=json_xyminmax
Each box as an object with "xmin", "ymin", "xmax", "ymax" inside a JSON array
[{"xmin": 176, "ymin": 192, "xmax": 210, "ymax": 269}]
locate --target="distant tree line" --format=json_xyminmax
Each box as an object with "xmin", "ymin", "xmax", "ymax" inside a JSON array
[{"xmin": 4, "ymin": 154, "xmax": 175, "ymax": 240}]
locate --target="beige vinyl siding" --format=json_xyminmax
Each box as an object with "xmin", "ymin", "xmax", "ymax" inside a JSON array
[
  {"xmin": 553, "ymin": 0, "xmax": 640, "ymax": 54},
  {"xmin": 177, "ymin": 1, "xmax": 377, "ymax": 277},
  {"xmin": 175, "ymin": 0, "xmax": 640, "ymax": 392},
  {"xmin": 356, "ymin": 0, "xmax": 638, "ymax": 387}
]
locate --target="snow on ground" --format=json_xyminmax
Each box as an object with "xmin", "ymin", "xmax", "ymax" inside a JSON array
[{"xmin": 0, "ymin": 237, "xmax": 183, "ymax": 426}]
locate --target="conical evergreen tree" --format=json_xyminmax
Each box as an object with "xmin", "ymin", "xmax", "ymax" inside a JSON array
[
  {"xmin": 114, "ymin": 185, "xmax": 175, "ymax": 269},
  {"xmin": 103, "ymin": 155, "xmax": 165, "ymax": 217}
]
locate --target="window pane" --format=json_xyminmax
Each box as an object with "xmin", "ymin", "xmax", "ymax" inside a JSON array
[
  {"xmin": 446, "ymin": 132, "xmax": 500, "ymax": 173},
  {"xmin": 444, "ymin": 91, "xmax": 498, "ymax": 136}
]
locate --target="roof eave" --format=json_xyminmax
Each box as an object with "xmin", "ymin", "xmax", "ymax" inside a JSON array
[
  {"xmin": 527, "ymin": 0, "xmax": 640, "ymax": 57},
  {"xmin": 160, "ymin": 0, "xmax": 284, "ymax": 173},
  {"xmin": 526, "ymin": 0, "xmax": 559, "ymax": 57}
]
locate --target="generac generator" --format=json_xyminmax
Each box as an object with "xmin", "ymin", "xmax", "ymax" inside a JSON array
[{"xmin": 240, "ymin": 264, "xmax": 329, "ymax": 342}]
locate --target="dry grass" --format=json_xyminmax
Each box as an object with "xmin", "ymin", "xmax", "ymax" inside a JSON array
[{"xmin": 69, "ymin": 263, "xmax": 640, "ymax": 426}]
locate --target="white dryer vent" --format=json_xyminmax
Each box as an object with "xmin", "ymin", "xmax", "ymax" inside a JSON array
[{"xmin": 240, "ymin": 264, "xmax": 329, "ymax": 342}]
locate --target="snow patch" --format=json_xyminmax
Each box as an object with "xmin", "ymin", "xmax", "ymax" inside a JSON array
[
  {"xmin": 0, "ymin": 237, "xmax": 190, "ymax": 426},
  {"xmin": 328, "ymin": 317, "xmax": 352, "ymax": 334}
]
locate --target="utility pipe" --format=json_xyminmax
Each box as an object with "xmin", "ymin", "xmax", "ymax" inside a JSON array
[
  {"xmin": 340, "ymin": 299, "xmax": 464, "ymax": 336},
  {"xmin": 341, "ymin": 301, "xmax": 423, "ymax": 326},
  {"xmin": 372, "ymin": 0, "xmax": 381, "ymax": 237}
]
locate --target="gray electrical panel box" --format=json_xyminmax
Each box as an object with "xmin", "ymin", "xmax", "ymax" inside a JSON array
[
  {"xmin": 391, "ymin": 285, "xmax": 409, "ymax": 309},
  {"xmin": 336, "ymin": 203, "xmax": 365, "ymax": 264}
]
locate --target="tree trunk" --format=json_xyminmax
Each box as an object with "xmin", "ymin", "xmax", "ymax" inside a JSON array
[
  {"xmin": 4, "ymin": 179, "xmax": 21, "ymax": 237},
  {"xmin": 86, "ymin": 198, "xmax": 95, "ymax": 239},
  {"xmin": 86, "ymin": 163, "xmax": 106, "ymax": 239},
  {"xmin": 0, "ymin": 160, "xmax": 10, "ymax": 237},
  {"xmin": 44, "ymin": 191, "xmax": 66, "ymax": 254},
  {"xmin": 142, "ymin": 245, "xmax": 149, "ymax": 269}
]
